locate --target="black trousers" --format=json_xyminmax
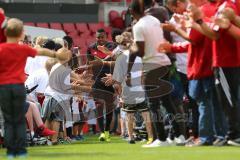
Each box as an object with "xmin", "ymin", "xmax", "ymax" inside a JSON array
[
  {"xmin": 145, "ymin": 67, "xmax": 184, "ymax": 141},
  {"xmin": 92, "ymin": 89, "xmax": 114, "ymax": 133},
  {"xmin": 214, "ymin": 67, "xmax": 240, "ymax": 140},
  {"xmin": 178, "ymin": 72, "xmax": 199, "ymax": 138},
  {"xmin": 0, "ymin": 84, "xmax": 27, "ymax": 155}
]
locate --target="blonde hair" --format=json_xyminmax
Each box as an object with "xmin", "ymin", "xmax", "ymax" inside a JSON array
[
  {"xmin": 115, "ymin": 32, "xmax": 133, "ymax": 49},
  {"xmin": 53, "ymin": 37, "xmax": 65, "ymax": 47},
  {"xmin": 35, "ymin": 36, "xmax": 48, "ymax": 46}
]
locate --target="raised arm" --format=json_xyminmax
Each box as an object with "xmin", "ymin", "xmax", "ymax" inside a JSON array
[
  {"xmin": 36, "ymin": 47, "xmax": 56, "ymax": 58},
  {"xmin": 161, "ymin": 22, "xmax": 191, "ymax": 41}
]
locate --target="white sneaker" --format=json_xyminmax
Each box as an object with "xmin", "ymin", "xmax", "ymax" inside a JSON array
[
  {"xmin": 166, "ymin": 137, "xmax": 175, "ymax": 145},
  {"xmin": 142, "ymin": 139, "xmax": 170, "ymax": 148},
  {"xmin": 142, "ymin": 139, "xmax": 161, "ymax": 148},
  {"xmin": 174, "ymin": 135, "xmax": 186, "ymax": 145}
]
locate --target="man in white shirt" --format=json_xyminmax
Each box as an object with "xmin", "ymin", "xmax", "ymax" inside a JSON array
[{"xmin": 128, "ymin": 0, "xmax": 184, "ymax": 147}]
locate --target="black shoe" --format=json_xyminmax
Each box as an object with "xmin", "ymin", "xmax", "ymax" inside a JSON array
[
  {"xmin": 213, "ymin": 138, "xmax": 228, "ymax": 146},
  {"xmin": 128, "ymin": 140, "xmax": 135, "ymax": 144},
  {"xmin": 228, "ymin": 138, "xmax": 240, "ymax": 146}
]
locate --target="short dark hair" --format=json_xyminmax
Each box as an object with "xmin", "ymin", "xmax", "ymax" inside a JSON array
[
  {"xmin": 63, "ymin": 35, "xmax": 73, "ymax": 49},
  {"xmin": 165, "ymin": 0, "xmax": 185, "ymax": 6},
  {"xmin": 130, "ymin": 0, "xmax": 144, "ymax": 15},
  {"xmin": 111, "ymin": 28, "xmax": 123, "ymax": 42},
  {"xmin": 42, "ymin": 39, "xmax": 56, "ymax": 50},
  {"xmin": 144, "ymin": 0, "xmax": 154, "ymax": 8},
  {"xmin": 55, "ymin": 43, "xmax": 63, "ymax": 51},
  {"xmin": 97, "ymin": 28, "xmax": 106, "ymax": 33}
]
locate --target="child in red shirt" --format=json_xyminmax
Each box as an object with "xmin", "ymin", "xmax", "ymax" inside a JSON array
[{"xmin": 0, "ymin": 18, "xmax": 56, "ymax": 158}]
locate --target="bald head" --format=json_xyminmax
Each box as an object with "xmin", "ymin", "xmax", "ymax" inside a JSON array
[{"xmin": 5, "ymin": 18, "xmax": 24, "ymax": 38}]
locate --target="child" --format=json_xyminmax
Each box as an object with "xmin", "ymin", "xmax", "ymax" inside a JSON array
[
  {"xmin": 0, "ymin": 18, "xmax": 56, "ymax": 158},
  {"xmin": 43, "ymin": 48, "xmax": 92, "ymax": 144},
  {"xmin": 111, "ymin": 32, "xmax": 153, "ymax": 144}
]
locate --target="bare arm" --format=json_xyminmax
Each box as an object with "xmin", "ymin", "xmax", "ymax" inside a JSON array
[
  {"xmin": 36, "ymin": 48, "xmax": 56, "ymax": 58},
  {"xmin": 72, "ymin": 84, "xmax": 92, "ymax": 94},
  {"xmin": 197, "ymin": 22, "xmax": 220, "ymax": 40},
  {"xmin": 135, "ymin": 41, "xmax": 145, "ymax": 58},
  {"xmin": 226, "ymin": 24, "xmax": 240, "ymax": 40}
]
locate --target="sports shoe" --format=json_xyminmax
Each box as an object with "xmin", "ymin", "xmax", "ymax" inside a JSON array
[
  {"xmin": 142, "ymin": 139, "xmax": 170, "ymax": 148},
  {"xmin": 227, "ymin": 138, "xmax": 240, "ymax": 146},
  {"xmin": 146, "ymin": 138, "xmax": 153, "ymax": 145},
  {"xmin": 36, "ymin": 125, "xmax": 56, "ymax": 137},
  {"xmin": 99, "ymin": 132, "xmax": 105, "ymax": 141},
  {"xmin": 166, "ymin": 137, "xmax": 175, "ymax": 145},
  {"xmin": 72, "ymin": 135, "xmax": 84, "ymax": 141},
  {"xmin": 7, "ymin": 154, "xmax": 15, "ymax": 160},
  {"xmin": 174, "ymin": 135, "xmax": 186, "ymax": 146},
  {"xmin": 104, "ymin": 131, "xmax": 111, "ymax": 142},
  {"xmin": 128, "ymin": 139, "xmax": 135, "ymax": 144},
  {"xmin": 213, "ymin": 138, "xmax": 228, "ymax": 146},
  {"xmin": 17, "ymin": 153, "xmax": 28, "ymax": 159}
]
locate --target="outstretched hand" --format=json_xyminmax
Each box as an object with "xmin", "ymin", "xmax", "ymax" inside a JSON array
[
  {"xmin": 158, "ymin": 41, "xmax": 172, "ymax": 53},
  {"xmin": 161, "ymin": 22, "xmax": 176, "ymax": 32},
  {"xmin": 101, "ymin": 73, "xmax": 113, "ymax": 86}
]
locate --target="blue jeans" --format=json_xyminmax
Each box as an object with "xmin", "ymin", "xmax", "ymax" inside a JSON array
[{"xmin": 189, "ymin": 77, "xmax": 216, "ymax": 143}]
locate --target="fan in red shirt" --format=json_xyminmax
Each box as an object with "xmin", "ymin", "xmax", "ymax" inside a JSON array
[
  {"xmin": 188, "ymin": 0, "xmax": 240, "ymax": 146},
  {"xmin": 160, "ymin": 0, "xmax": 226, "ymax": 146}
]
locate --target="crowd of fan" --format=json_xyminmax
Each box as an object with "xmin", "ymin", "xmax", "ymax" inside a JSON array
[{"xmin": 0, "ymin": 0, "xmax": 240, "ymax": 159}]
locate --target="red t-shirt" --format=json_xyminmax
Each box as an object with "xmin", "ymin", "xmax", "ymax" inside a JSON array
[
  {"xmin": 172, "ymin": 29, "xmax": 214, "ymax": 80},
  {"xmin": 0, "ymin": 43, "xmax": 37, "ymax": 85},
  {"xmin": 212, "ymin": 1, "xmax": 239, "ymax": 67},
  {"xmin": 0, "ymin": 12, "xmax": 6, "ymax": 43},
  {"xmin": 171, "ymin": 2, "xmax": 218, "ymax": 80}
]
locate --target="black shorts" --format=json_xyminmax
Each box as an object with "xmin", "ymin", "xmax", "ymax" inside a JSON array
[
  {"xmin": 24, "ymin": 102, "xmax": 30, "ymax": 114},
  {"xmin": 122, "ymin": 101, "xmax": 149, "ymax": 113}
]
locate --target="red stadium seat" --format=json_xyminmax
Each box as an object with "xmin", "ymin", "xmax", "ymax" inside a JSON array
[
  {"xmin": 75, "ymin": 23, "xmax": 89, "ymax": 33},
  {"xmin": 36, "ymin": 23, "xmax": 49, "ymax": 28},
  {"xmin": 111, "ymin": 17, "xmax": 125, "ymax": 29},
  {"xmin": 68, "ymin": 34, "xmax": 80, "ymax": 42},
  {"xmin": 80, "ymin": 31, "xmax": 92, "ymax": 39},
  {"xmin": 73, "ymin": 38, "xmax": 86, "ymax": 48},
  {"xmin": 88, "ymin": 23, "xmax": 105, "ymax": 33},
  {"xmin": 63, "ymin": 23, "xmax": 76, "ymax": 33},
  {"xmin": 24, "ymin": 22, "xmax": 35, "ymax": 27},
  {"xmin": 86, "ymin": 37, "xmax": 95, "ymax": 46},
  {"xmin": 108, "ymin": 10, "xmax": 120, "ymax": 25},
  {"xmin": 49, "ymin": 23, "xmax": 63, "ymax": 30},
  {"xmin": 104, "ymin": 26, "xmax": 112, "ymax": 35}
]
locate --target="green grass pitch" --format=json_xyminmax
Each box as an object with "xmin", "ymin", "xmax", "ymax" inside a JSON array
[{"xmin": 0, "ymin": 136, "xmax": 240, "ymax": 160}]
